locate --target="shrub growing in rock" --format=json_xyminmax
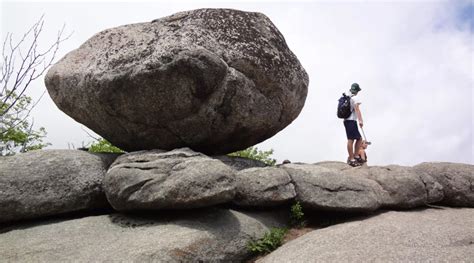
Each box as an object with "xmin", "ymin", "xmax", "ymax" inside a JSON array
[
  {"xmin": 290, "ymin": 201, "xmax": 307, "ymax": 228},
  {"xmin": 228, "ymin": 146, "xmax": 276, "ymax": 166},
  {"xmin": 88, "ymin": 139, "xmax": 124, "ymax": 154},
  {"xmin": 247, "ymin": 227, "xmax": 288, "ymax": 255}
]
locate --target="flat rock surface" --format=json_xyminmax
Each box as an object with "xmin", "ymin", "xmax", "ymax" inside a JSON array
[
  {"xmin": 0, "ymin": 150, "xmax": 117, "ymax": 223},
  {"xmin": 259, "ymin": 207, "xmax": 474, "ymax": 263},
  {"xmin": 0, "ymin": 208, "xmax": 287, "ymax": 262},
  {"xmin": 45, "ymin": 8, "xmax": 308, "ymax": 155},
  {"xmin": 313, "ymin": 161, "xmax": 352, "ymax": 171}
]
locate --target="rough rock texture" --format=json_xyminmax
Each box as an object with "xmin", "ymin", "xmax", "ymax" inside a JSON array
[
  {"xmin": 313, "ymin": 161, "xmax": 352, "ymax": 171},
  {"xmin": 414, "ymin": 162, "xmax": 474, "ymax": 207},
  {"xmin": 282, "ymin": 164, "xmax": 383, "ymax": 212},
  {"xmin": 45, "ymin": 8, "xmax": 309, "ymax": 155},
  {"xmin": 345, "ymin": 165, "xmax": 444, "ymax": 209},
  {"xmin": 258, "ymin": 207, "xmax": 474, "ymax": 263},
  {"xmin": 103, "ymin": 148, "xmax": 236, "ymax": 211},
  {"xmin": 213, "ymin": 155, "xmax": 267, "ymax": 171},
  {"xmin": 233, "ymin": 167, "xmax": 296, "ymax": 207},
  {"xmin": 0, "ymin": 150, "xmax": 118, "ymax": 223},
  {"xmin": 0, "ymin": 208, "xmax": 287, "ymax": 262}
]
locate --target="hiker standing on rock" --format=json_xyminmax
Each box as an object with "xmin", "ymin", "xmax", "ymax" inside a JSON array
[{"xmin": 341, "ymin": 83, "xmax": 364, "ymax": 167}]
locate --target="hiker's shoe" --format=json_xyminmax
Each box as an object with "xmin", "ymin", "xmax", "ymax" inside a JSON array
[
  {"xmin": 348, "ymin": 160, "xmax": 362, "ymax": 167},
  {"xmin": 355, "ymin": 156, "xmax": 366, "ymax": 163}
]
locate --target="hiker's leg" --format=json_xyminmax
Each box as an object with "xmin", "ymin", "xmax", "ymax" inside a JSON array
[
  {"xmin": 347, "ymin": 139, "xmax": 355, "ymax": 160},
  {"xmin": 354, "ymin": 138, "xmax": 362, "ymax": 158}
]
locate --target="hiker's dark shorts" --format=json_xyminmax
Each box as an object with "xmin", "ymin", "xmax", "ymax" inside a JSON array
[{"xmin": 344, "ymin": 120, "xmax": 362, "ymax": 140}]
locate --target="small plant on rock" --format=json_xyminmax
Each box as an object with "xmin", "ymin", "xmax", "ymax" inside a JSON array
[
  {"xmin": 88, "ymin": 138, "xmax": 124, "ymax": 153},
  {"xmin": 228, "ymin": 146, "xmax": 276, "ymax": 166},
  {"xmin": 290, "ymin": 201, "xmax": 307, "ymax": 228},
  {"xmin": 247, "ymin": 227, "xmax": 287, "ymax": 255}
]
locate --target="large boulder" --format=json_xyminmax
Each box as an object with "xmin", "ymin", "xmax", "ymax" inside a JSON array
[
  {"xmin": 413, "ymin": 162, "xmax": 474, "ymax": 207},
  {"xmin": 45, "ymin": 8, "xmax": 309, "ymax": 155},
  {"xmin": 344, "ymin": 165, "xmax": 444, "ymax": 209},
  {"xmin": 258, "ymin": 207, "xmax": 474, "ymax": 263},
  {"xmin": 103, "ymin": 148, "xmax": 236, "ymax": 211},
  {"xmin": 282, "ymin": 164, "xmax": 383, "ymax": 212},
  {"xmin": 0, "ymin": 208, "xmax": 287, "ymax": 262},
  {"xmin": 0, "ymin": 150, "xmax": 118, "ymax": 223},
  {"xmin": 233, "ymin": 167, "xmax": 296, "ymax": 207}
]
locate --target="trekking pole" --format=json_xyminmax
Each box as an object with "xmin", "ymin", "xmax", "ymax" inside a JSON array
[{"xmin": 361, "ymin": 127, "xmax": 371, "ymax": 145}]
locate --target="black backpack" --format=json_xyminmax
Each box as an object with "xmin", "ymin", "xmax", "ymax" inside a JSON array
[{"xmin": 337, "ymin": 93, "xmax": 352, "ymax": 119}]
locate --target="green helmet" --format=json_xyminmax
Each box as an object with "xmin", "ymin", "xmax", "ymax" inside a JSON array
[{"xmin": 350, "ymin": 83, "xmax": 361, "ymax": 93}]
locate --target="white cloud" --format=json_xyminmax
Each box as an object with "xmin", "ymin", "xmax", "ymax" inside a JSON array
[{"xmin": 1, "ymin": 1, "xmax": 472, "ymax": 165}]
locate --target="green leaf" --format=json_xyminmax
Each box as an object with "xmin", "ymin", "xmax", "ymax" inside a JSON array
[{"xmin": 228, "ymin": 146, "xmax": 276, "ymax": 166}]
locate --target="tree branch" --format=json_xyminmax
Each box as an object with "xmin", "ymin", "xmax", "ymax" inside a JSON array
[{"xmin": 0, "ymin": 15, "xmax": 71, "ymax": 117}]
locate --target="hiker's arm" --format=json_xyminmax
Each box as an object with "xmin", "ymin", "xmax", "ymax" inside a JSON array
[{"xmin": 355, "ymin": 103, "xmax": 363, "ymax": 127}]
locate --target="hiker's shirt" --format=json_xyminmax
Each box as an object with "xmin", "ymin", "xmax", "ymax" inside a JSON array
[{"xmin": 344, "ymin": 93, "xmax": 361, "ymax": 122}]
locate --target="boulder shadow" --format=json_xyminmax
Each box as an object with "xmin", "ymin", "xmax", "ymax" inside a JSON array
[{"xmin": 0, "ymin": 207, "xmax": 115, "ymax": 234}]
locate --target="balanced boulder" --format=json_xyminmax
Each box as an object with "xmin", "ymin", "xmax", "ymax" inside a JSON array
[
  {"xmin": 45, "ymin": 8, "xmax": 309, "ymax": 155},
  {"xmin": 0, "ymin": 150, "xmax": 118, "ymax": 223},
  {"xmin": 103, "ymin": 148, "xmax": 236, "ymax": 211}
]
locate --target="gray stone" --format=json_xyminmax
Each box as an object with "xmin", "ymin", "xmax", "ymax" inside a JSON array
[
  {"xmin": 103, "ymin": 148, "xmax": 236, "ymax": 211},
  {"xmin": 313, "ymin": 161, "xmax": 352, "ymax": 171},
  {"xmin": 233, "ymin": 167, "xmax": 296, "ymax": 207},
  {"xmin": 414, "ymin": 162, "xmax": 474, "ymax": 207},
  {"xmin": 282, "ymin": 164, "xmax": 383, "ymax": 212},
  {"xmin": 345, "ymin": 165, "xmax": 444, "ymax": 209},
  {"xmin": 418, "ymin": 171, "xmax": 447, "ymax": 204},
  {"xmin": 0, "ymin": 208, "xmax": 287, "ymax": 262},
  {"xmin": 0, "ymin": 150, "xmax": 118, "ymax": 223},
  {"xmin": 213, "ymin": 155, "xmax": 267, "ymax": 171},
  {"xmin": 258, "ymin": 207, "xmax": 474, "ymax": 263},
  {"xmin": 45, "ymin": 8, "xmax": 309, "ymax": 155},
  {"xmin": 107, "ymin": 149, "xmax": 166, "ymax": 166}
]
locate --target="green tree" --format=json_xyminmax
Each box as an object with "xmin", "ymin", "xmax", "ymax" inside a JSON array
[
  {"xmin": 0, "ymin": 91, "xmax": 49, "ymax": 156},
  {"xmin": 228, "ymin": 146, "xmax": 276, "ymax": 166},
  {"xmin": 0, "ymin": 15, "xmax": 69, "ymax": 156}
]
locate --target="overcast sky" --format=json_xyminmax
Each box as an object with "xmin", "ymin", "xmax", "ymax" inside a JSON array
[{"xmin": 1, "ymin": 0, "xmax": 472, "ymax": 166}]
